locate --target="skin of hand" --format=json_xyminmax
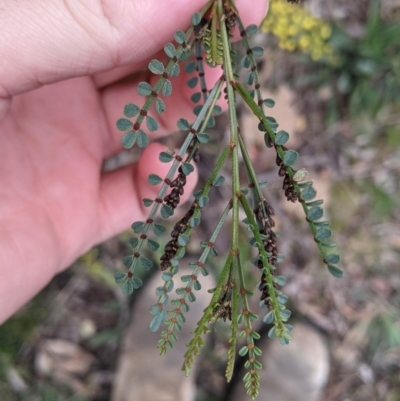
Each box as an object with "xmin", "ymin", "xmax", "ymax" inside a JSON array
[{"xmin": 0, "ymin": 0, "xmax": 269, "ymax": 324}]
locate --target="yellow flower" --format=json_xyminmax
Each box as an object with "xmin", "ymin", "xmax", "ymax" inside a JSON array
[{"xmin": 262, "ymin": 0, "xmax": 333, "ymax": 61}]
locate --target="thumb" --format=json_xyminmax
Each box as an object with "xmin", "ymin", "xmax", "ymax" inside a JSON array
[
  {"xmin": 0, "ymin": 0, "xmax": 268, "ymax": 98},
  {"xmin": 0, "ymin": 0, "xmax": 208, "ymax": 99}
]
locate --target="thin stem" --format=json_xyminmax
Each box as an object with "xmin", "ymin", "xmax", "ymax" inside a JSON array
[
  {"xmin": 238, "ymin": 133, "xmax": 264, "ymax": 203},
  {"xmin": 182, "ymin": 252, "xmax": 233, "ymax": 375},
  {"xmin": 218, "ymin": 0, "xmax": 240, "ymax": 255},
  {"xmin": 238, "ymin": 193, "xmax": 286, "ymax": 333}
]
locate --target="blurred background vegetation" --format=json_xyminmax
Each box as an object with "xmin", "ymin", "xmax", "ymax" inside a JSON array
[{"xmin": 1, "ymin": 0, "xmax": 400, "ymax": 400}]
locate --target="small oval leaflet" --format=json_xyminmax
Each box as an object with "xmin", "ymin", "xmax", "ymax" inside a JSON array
[
  {"xmin": 213, "ymin": 175, "xmax": 225, "ymax": 187},
  {"xmin": 137, "ymin": 130, "xmax": 149, "ymax": 148},
  {"xmin": 165, "ymin": 280, "xmax": 174, "ymax": 293},
  {"xmin": 177, "ymin": 118, "xmax": 190, "ymax": 131},
  {"xmin": 283, "ymin": 150, "xmax": 299, "ymax": 167},
  {"xmin": 181, "ymin": 162, "xmax": 194, "ymax": 175},
  {"xmin": 124, "ymin": 103, "xmax": 140, "ymax": 118},
  {"xmin": 176, "ymin": 287, "xmax": 185, "ymax": 295},
  {"xmin": 273, "ymin": 276, "xmax": 287, "ymax": 286},
  {"xmin": 132, "ymin": 277, "xmax": 143, "ymax": 289},
  {"xmin": 168, "ymin": 64, "xmax": 180, "ymax": 78},
  {"xmin": 162, "ymin": 272, "xmax": 174, "ymax": 281},
  {"xmin": 293, "ymin": 168, "xmax": 308, "ymax": 182},
  {"xmin": 164, "ymin": 43, "xmax": 176, "ymax": 58},
  {"xmin": 137, "ymin": 81, "xmax": 152, "ymax": 96},
  {"xmin": 153, "ymin": 224, "xmax": 166, "ymax": 236},
  {"xmin": 185, "ymin": 60, "xmax": 197, "ymax": 73},
  {"xmin": 149, "ymin": 312, "xmax": 165, "ymax": 332},
  {"xmin": 121, "ymin": 131, "xmax": 136, "ymax": 149},
  {"xmin": 315, "ymin": 227, "xmax": 332, "ymax": 241},
  {"xmin": 268, "ymin": 326, "xmax": 277, "ymax": 339},
  {"xmin": 147, "ymin": 239, "xmax": 160, "ymax": 251},
  {"xmin": 162, "ymin": 80, "xmax": 172, "ymax": 97},
  {"xmin": 275, "ymin": 130, "xmax": 290, "ymax": 145},
  {"xmin": 116, "ymin": 118, "xmax": 132, "ymax": 132},
  {"xmin": 174, "ymin": 30, "xmax": 186, "ymax": 44},
  {"xmin": 140, "ymin": 257, "xmax": 153, "ymax": 270},
  {"xmin": 193, "ymin": 189, "xmax": 203, "ymax": 199},
  {"xmin": 246, "ymin": 72, "xmax": 254, "ymax": 85},
  {"xmin": 306, "ymin": 199, "xmax": 324, "ymax": 207},
  {"xmin": 129, "ymin": 237, "xmax": 139, "ymax": 248},
  {"xmin": 191, "ymin": 92, "xmax": 202, "ymax": 103},
  {"xmin": 193, "ymin": 105, "xmax": 202, "ymax": 116},
  {"xmin": 241, "ymin": 55, "xmax": 250, "ymax": 69},
  {"xmin": 252, "ymin": 46, "xmax": 264, "ymax": 57},
  {"xmin": 263, "ymin": 98, "xmax": 275, "ymax": 108},
  {"xmin": 146, "ymin": 115, "xmax": 159, "ymax": 132},
  {"xmin": 197, "ymin": 132, "xmax": 210, "ymax": 144},
  {"xmin": 239, "ymin": 346, "xmax": 249, "ymax": 357},
  {"xmin": 189, "ymin": 217, "xmax": 200, "ymax": 227},
  {"xmin": 277, "ymin": 294, "xmax": 288, "ymax": 304},
  {"xmin": 131, "ymin": 221, "xmax": 144, "ymax": 233},
  {"xmin": 301, "ymin": 186, "xmax": 317, "ymax": 201},
  {"xmin": 280, "ymin": 309, "xmax": 291, "ymax": 321},
  {"xmin": 123, "ymin": 255, "xmax": 134, "ymax": 268},
  {"xmin": 314, "ymin": 220, "xmax": 330, "ymax": 227},
  {"xmin": 187, "ymin": 76, "xmax": 199, "ymax": 88},
  {"xmin": 114, "ymin": 272, "xmax": 127, "ymax": 284},
  {"xmin": 122, "ymin": 279, "xmax": 134, "ymax": 295},
  {"xmin": 322, "ymin": 242, "xmax": 337, "ymax": 248},
  {"xmin": 198, "ymin": 196, "xmax": 209, "ymax": 208},
  {"xmin": 161, "ymin": 204, "xmax": 174, "ymax": 218},
  {"xmin": 298, "ymin": 181, "xmax": 313, "ymax": 188},
  {"xmin": 149, "ymin": 59, "xmax": 165, "ymax": 75},
  {"xmin": 148, "ymin": 174, "xmax": 163, "ymax": 185},
  {"xmin": 142, "ymin": 198, "xmax": 154, "ymax": 207},
  {"xmin": 269, "ymin": 121, "xmax": 279, "ymax": 131},
  {"xmin": 193, "ymin": 280, "xmax": 201, "ymax": 291},
  {"xmin": 188, "ymin": 292, "xmax": 196, "ymax": 303},
  {"xmin": 307, "ymin": 206, "xmax": 324, "ymax": 221},
  {"xmin": 328, "ymin": 264, "xmax": 344, "ymax": 278},
  {"xmin": 246, "ymin": 24, "xmax": 258, "ymax": 36},
  {"xmin": 263, "ymin": 311, "xmax": 275, "ymax": 324},
  {"xmin": 192, "ymin": 12, "xmax": 202, "ymax": 26},
  {"xmin": 159, "ymin": 151, "xmax": 174, "ymax": 163},
  {"xmin": 213, "ymin": 105, "xmax": 222, "ymax": 115},
  {"xmin": 325, "ymin": 253, "xmax": 340, "ymax": 264},
  {"xmin": 156, "ymin": 98, "xmax": 166, "ymax": 114},
  {"xmin": 178, "ymin": 234, "xmax": 190, "ymax": 246},
  {"xmin": 150, "ymin": 304, "xmax": 162, "ymax": 315}
]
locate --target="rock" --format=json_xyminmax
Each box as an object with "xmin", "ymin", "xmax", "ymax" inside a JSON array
[
  {"xmin": 35, "ymin": 339, "xmax": 95, "ymax": 376},
  {"xmin": 230, "ymin": 323, "xmax": 330, "ymax": 401},
  {"xmin": 111, "ymin": 267, "xmax": 215, "ymax": 401}
]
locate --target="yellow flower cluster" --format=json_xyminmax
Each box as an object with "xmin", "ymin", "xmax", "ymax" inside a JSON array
[{"xmin": 262, "ymin": 0, "xmax": 332, "ymax": 60}]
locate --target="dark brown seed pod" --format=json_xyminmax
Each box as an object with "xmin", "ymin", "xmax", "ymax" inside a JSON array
[
  {"xmin": 254, "ymin": 199, "xmax": 280, "ymax": 305},
  {"xmin": 159, "ymin": 203, "xmax": 196, "ymax": 270}
]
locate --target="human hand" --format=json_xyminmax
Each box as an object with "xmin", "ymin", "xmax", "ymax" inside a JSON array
[{"xmin": 0, "ymin": 0, "xmax": 269, "ymax": 323}]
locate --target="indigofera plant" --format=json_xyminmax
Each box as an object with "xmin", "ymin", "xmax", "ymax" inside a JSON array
[{"xmin": 114, "ymin": 0, "xmax": 343, "ymax": 398}]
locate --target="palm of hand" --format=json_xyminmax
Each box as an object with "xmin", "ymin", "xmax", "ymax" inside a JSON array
[{"xmin": 0, "ymin": 70, "xmax": 198, "ymax": 318}]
